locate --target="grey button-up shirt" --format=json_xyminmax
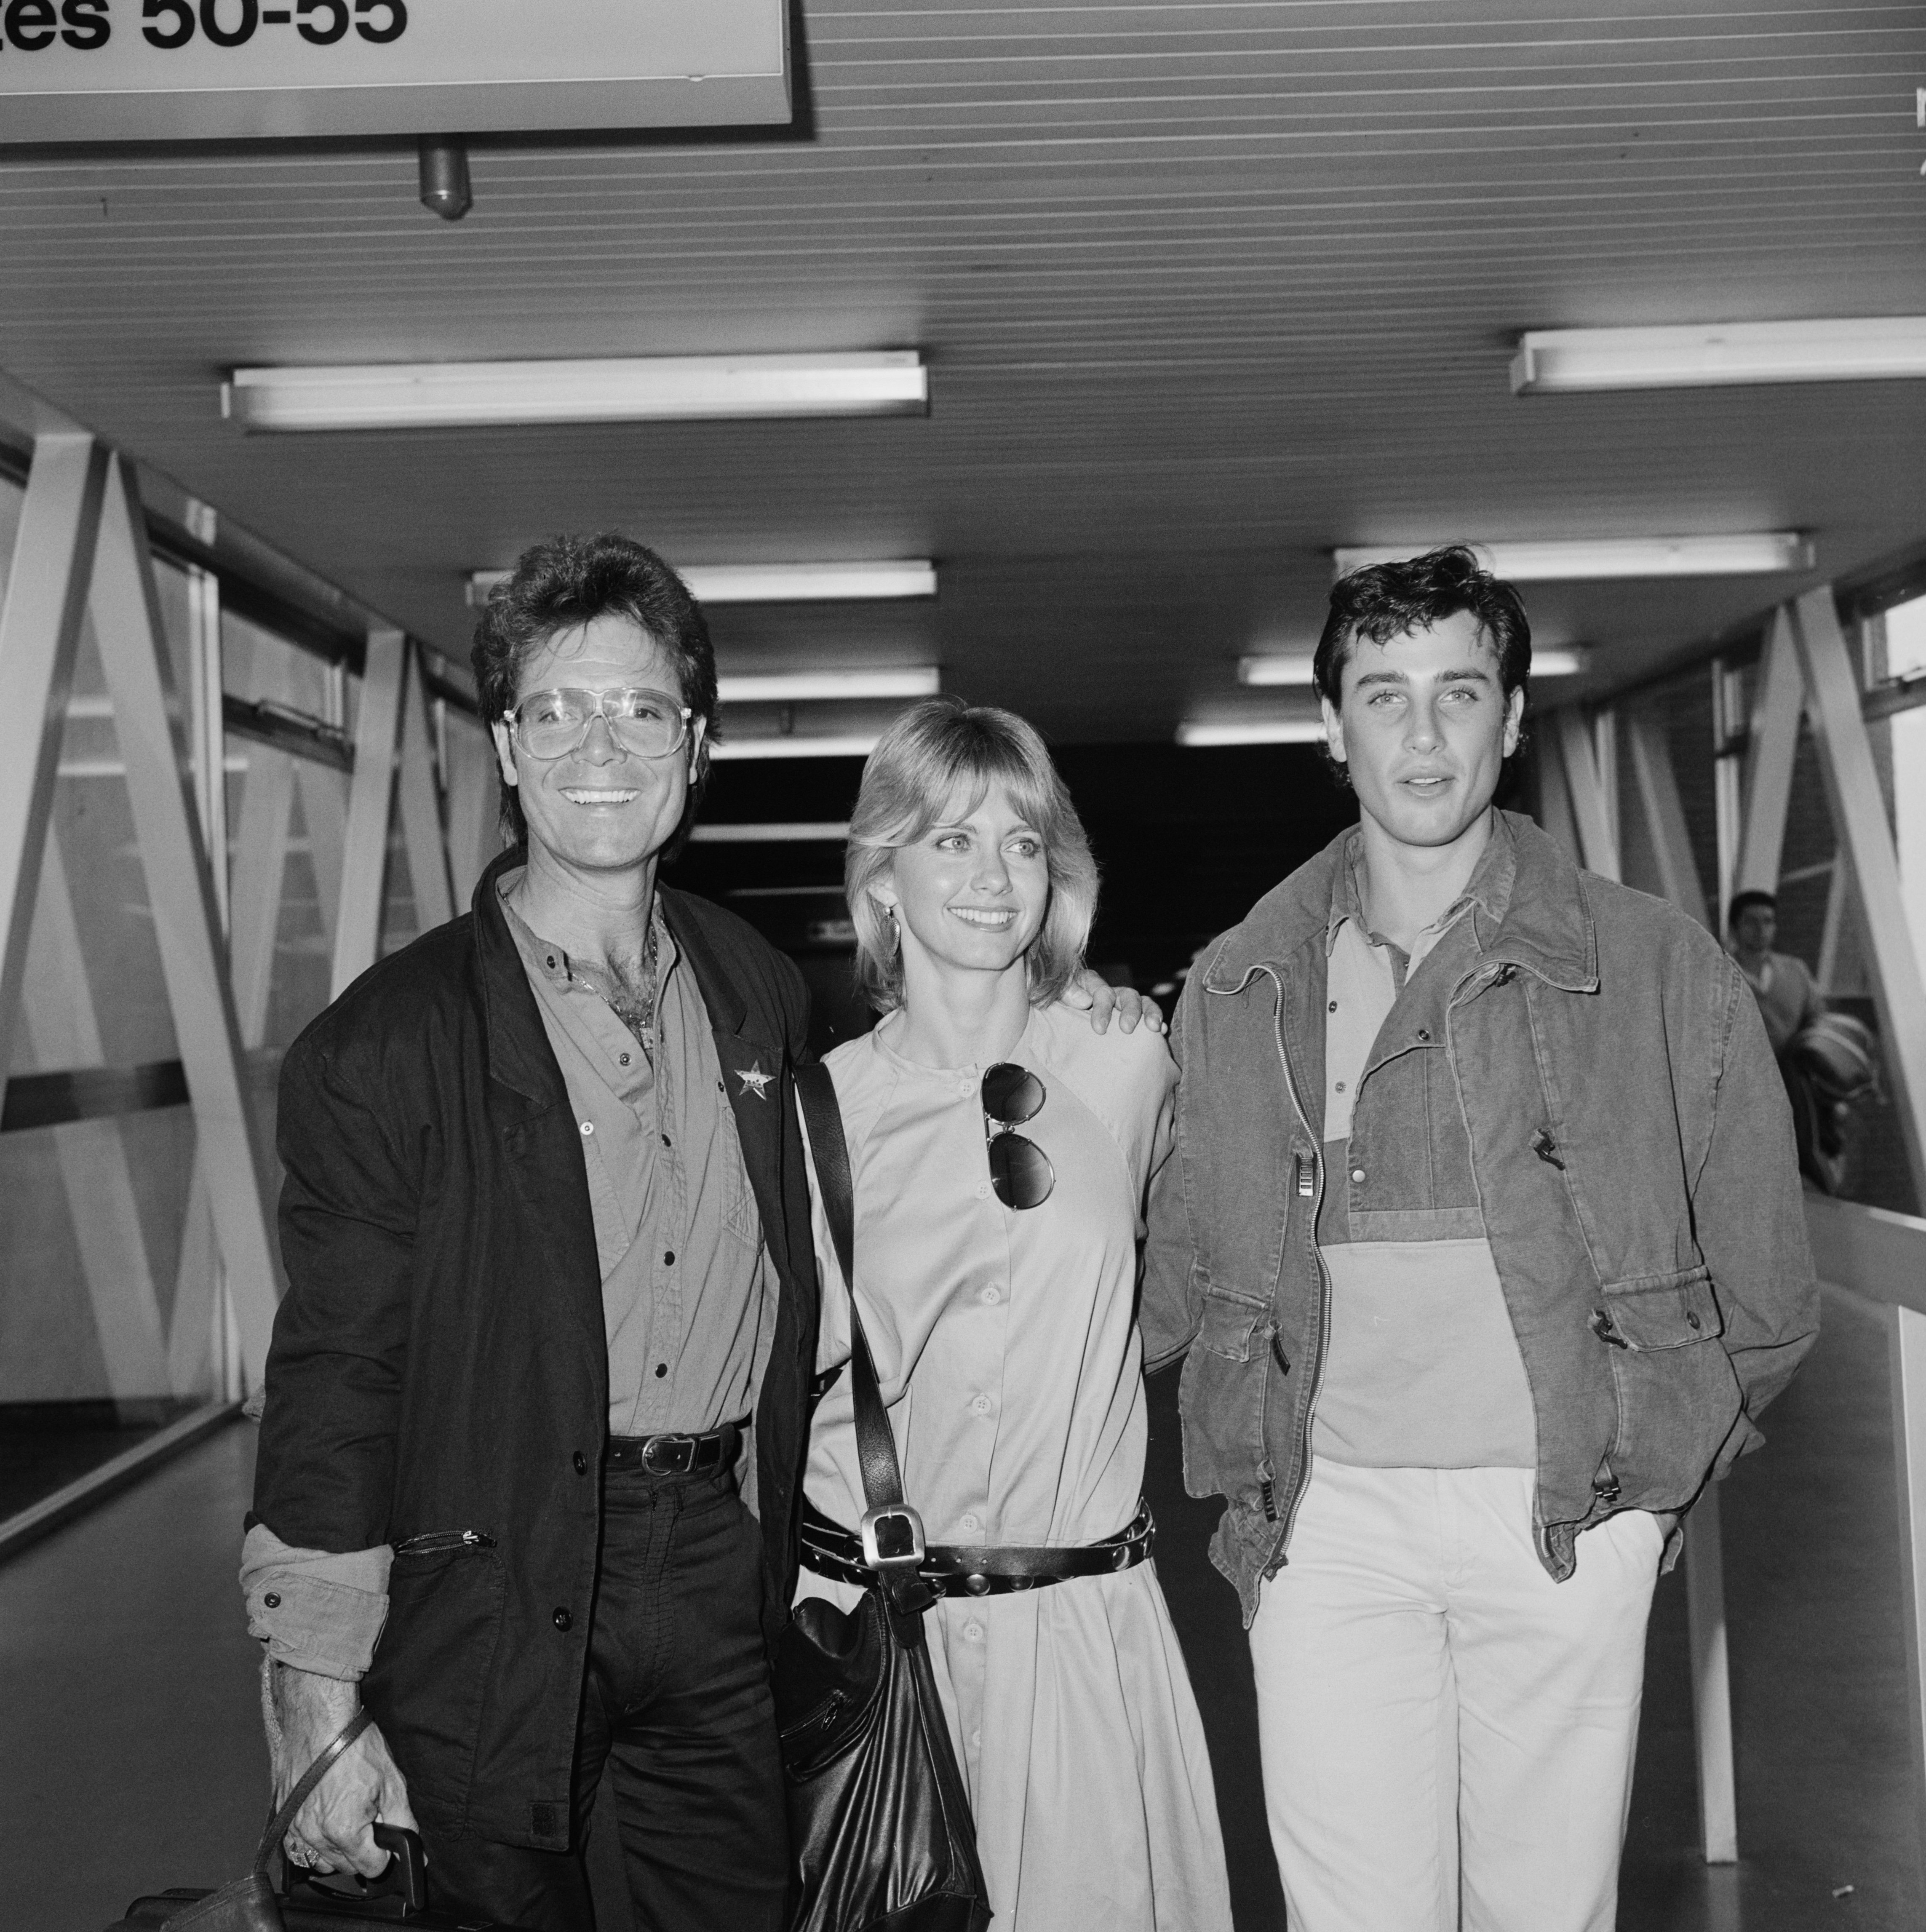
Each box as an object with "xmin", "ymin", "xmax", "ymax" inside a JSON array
[{"xmin": 501, "ymin": 884, "xmax": 774, "ymax": 1440}]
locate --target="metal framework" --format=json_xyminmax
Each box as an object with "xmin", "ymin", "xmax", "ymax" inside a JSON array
[{"xmin": 0, "ymin": 416, "xmax": 496, "ymax": 1455}]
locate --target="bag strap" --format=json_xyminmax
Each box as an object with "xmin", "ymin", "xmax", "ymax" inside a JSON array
[
  {"xmin": 793, "ymin": 1062, "xmax": 907, "ymax": 1518},
  {"xmin": 252, "ymin": 1706, "xmax": 374, "ymax": 1876}
]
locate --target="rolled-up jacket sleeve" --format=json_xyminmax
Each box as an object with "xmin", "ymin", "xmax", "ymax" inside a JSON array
[
  {"xmin": 240, "ymin": 1521, "xmax": 392, "ymax": 1680},
  {"xmin": 1696, "ymin": 962, "xmax": 1822, "ymax": 1461}
]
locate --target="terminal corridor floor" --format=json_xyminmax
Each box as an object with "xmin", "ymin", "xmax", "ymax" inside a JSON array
[{"xmin": 3, "ymin": 1280, "xmax": 1913, "ymax": 1931}]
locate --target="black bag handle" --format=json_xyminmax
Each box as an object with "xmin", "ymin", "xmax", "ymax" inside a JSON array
[
  {"xmin": 253, "ymin": 1706, "xmax": 374, "ymax": 1876},
  {"xmin": 794, "ymin": 1063, "xmax": 903, "ymax": 1516}
]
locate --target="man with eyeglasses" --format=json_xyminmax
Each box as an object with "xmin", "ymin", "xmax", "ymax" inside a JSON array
[
  {"xmin": 1143, "ymin": 546, "xmax": 1817, "ymax": 1932},
  {"xmin": 240, "ymin": 531, "xmax": 1149, "ymax": 1929}
]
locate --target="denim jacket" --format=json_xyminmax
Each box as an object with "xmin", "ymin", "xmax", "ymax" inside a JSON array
[{"xmin": 1141, "ymin": 812, "xmax": 1819, "ymax": 1622}]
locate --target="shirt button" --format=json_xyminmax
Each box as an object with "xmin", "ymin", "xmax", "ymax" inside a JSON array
[
  {"xmin": 572, "ymin": 1451, "xmax": 587, "ymax": 1474},
  {"xmin": 661, "ymin": 1134, "xmax": 671, "ymax": 1148},
  {"xmin": 553, "ymin": 1607, "xmax": 573, "ymax": 1632},
  {"xmin": 654, "ymin": 1363, "xmax": 668, "ymax": 1378},
  {"xmin": 580, "ymin": 1122, "xmax": 594, "ymax": 1137},
  {"xmin": 971, "ymin": 1729, "xmax": 983, "ymax": 1748},
  {"xmin": 1334, "ymin": 1081, "xmax": 1346, "ymax": 1093},
  {"xmin": 1328, "ymin": 999, "xmax": 1338, "ymax": 1012},
  {"xmin": 263, "ymin": 1592, "xmax": 281, "ymax": 1609},
  {"xmin": 664, "ymin": 1251, "xmax": 676, "ymax": 1265},
  {"xmin": 619, "ymin": 1053, "xmax": 631, "ymax": 1066},
  {"xmin": 963, "ymin": 1620, "xmax": 984, "ymax": 1641},
  {"xmin": 1351, "ymin": 1167, "xmax": 1367, "ymax": 1184},
  {"xmin": 979, "ymin": 1286, "xmax": 1002, "ymax": 1305},
  {"xmin": 970, "ymin": 1394, "xmax": 993, "ymax": 1417},
  {"xmin": 1416, "ymin": 1028, "xmax": 1432, "ymax": 1042}
]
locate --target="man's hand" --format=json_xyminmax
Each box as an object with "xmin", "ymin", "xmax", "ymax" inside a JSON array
[
  {"xmin": 266, "ymin": 1659, "xmax": 417, "ymax": 1879},
  {"xmin": 1064, "ymin": 969, "xmax": 1164, "ymax": 1035}
]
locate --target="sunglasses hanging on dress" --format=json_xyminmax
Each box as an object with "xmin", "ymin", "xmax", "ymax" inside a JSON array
[{"xmin": 981, "ymin": 1062, "xmax": 1054, "ymax": 1209}]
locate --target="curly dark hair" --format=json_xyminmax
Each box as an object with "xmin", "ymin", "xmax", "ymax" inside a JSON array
[
  {"xmin": 1312, "ymin": 545, "xmax": 1533, "ymax": 707},
  {"xmin": 472, "ymin": 532, "xmax": 720, "ymax": 853}
]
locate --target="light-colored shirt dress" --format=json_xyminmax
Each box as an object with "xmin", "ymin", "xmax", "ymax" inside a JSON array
[{"xmin": 796, "ymin": 1000, "xmax": 1233, "ymax": 1932}]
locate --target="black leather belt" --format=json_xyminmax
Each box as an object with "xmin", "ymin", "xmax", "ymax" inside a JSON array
[
  {"xmin": 799, "ymin": 1495, "xmax": 1154, "ymax": 1598},
  {"xmin": 607, "ymin": 1421, "xmax": 743, "ymax": 1477}
]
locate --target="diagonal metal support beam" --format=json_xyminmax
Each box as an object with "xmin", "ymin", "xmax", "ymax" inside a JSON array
[
  {"xmin": 397, "ymin": 650, "xmax": 454, "ymax": 935},
  {"xmin": 0, "ymin": 434, "xmax": 108, "ymax": 1101},
  {"xmin": 1553, "ymin": 708, "xmax": 1620, "ymax": 882},
  {"xmin": 332, "ymin": 625, "xmax": 407, "ymax": 998},
  {"xmin": 1627, "ymin": 712, "xmax": 1712, "ymax": 932},
  {"xmin": 1790, "ymin": 586, "xmax": 1926, "ymax": 1203},
  {"xmin": 1734, "ymin": 607, "xmax": 1804, "ymax": 901},
  {"xmin": 89, "ymin": 452, "xmax": 282, "ymax": 1388}
]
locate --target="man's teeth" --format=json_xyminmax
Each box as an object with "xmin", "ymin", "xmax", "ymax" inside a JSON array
[
  {"xmin": 564, "ymin": 788, "xmax": 639, "ymax": 803},
  {"xmin": 950, "ymin": 906, "xmax": 1015, "ymax": 927}
]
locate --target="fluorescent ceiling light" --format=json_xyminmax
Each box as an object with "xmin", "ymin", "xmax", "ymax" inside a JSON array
[
  {"xmin": 1333, "ymin": 536, "xmax": 1811, "ymax": 581},
  {"xmin": 1239, "ymin": 646, "xmax": 1589, "ymax": 682},
  {"xmin": 1177, "ymin": 720, "xmax": 1328, "ymax": 748},
  {"xmin": 687, "ymin": 822, "xmax": 851, "ymax": 843},
  {"xmin": 467, "ymin": 561, "xmax": 936, "ymax": 607},
  {"xmin": 718, "ymin": 668, "xmax": 939, "ymax": 703},
  {"xmin": 224, "ymin": 351, "xmax": 928, "ymax": 432},
  {"xmin": 1512, "ymin": 318, "xmax": 1926, "ymax": 394},
  {"xmin": 711, "ymin": 734, "xmax": 879, "ymax": 762}
]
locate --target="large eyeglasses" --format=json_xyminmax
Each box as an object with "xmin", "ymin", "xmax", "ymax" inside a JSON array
[
  {"xmin": 506, "ymin": 688, "xmax": 692, "ymax": 761},
  {"xmin": 982, "ymin": 1063, "xmax": 1054, "ymax": 1210}
]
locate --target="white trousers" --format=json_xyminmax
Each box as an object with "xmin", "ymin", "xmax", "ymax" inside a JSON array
[{"xmin": 1248, "ymin": 1462, "xmax": 1662, "ymax": 1932}]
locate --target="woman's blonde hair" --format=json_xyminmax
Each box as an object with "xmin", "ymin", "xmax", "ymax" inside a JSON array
[{"xmin": 847, "ymin": 697, "xmax": 1099, "ymax": 1014}]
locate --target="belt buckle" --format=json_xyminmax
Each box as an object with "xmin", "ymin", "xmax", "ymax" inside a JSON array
[
  {"xmin": 860, "ymin": 1504, "xmax": 927, "ymax": 1571},
  {"xmin": 641, "ymin": 1434, "xmax": 696, "ymax": 1475}
]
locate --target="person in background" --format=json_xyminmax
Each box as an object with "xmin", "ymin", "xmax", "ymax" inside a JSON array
[
  {"xmin": 1727, "ymin": 888, "xmax": 1824, "ymax": 1056},
  {"xmin": 1144, "ymin": 545, "xmax": 1819, "ymax": 1932},
  {"xmin": 795, "ymin": 698, "xmax": 1233, "ymax": 1931}
]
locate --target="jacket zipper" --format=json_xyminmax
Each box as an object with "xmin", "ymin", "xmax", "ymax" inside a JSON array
[
  {"xmin": 1256, "ymin": 963, "xmax": 1330, "ymax": 1574},
  {"xmin": 394, "ymin": 1529, "xmax": 496, "ymax": 1556}
]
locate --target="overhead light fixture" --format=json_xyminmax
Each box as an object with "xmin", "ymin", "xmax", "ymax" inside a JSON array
[
  {"xmin": 710, "ymin": 734, "xmax": 879, "ymax": 762},
  {"xmin": 1512, "ymin": 318, "xmax": 1926, "ymax": 394},
  {"xmin": 466, "ymin": 561, "xmax": 937, "ymax": 607},
  {"xmin": 224, "ymin": 351, "xmax": 928, "ymax": 432},
  {"xmin": 1177, "ymin": 720, "xmax": 1328, "ymax": 748},
  {"xmin": 1239, "ymin": 646, "xmax": 1590, "ymax": 683},
  {"xmin": 1333, "ymin": 536, "xmax": 1811, "ymax": 581},
  {"xmin": 718, "ymin": 668, "xmax": 939, "ymax": 703},
  {"xmin": 688, "ymin": 822, "xmax": 852, "ymax": 843}
]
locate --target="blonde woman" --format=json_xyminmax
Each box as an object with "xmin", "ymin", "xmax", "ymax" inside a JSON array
[{"xmin": 795, "ymin": 698, "xmax": 1232, "ymax": 1931}]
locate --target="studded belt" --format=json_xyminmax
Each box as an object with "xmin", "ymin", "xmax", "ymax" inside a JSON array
[
  {"xmin": 799, "ymin": 1495, "xmax": 1154, "ymax": 1598},
  {"xmin": 607, "ymin": 1421, "xmax": 743, "ymax": 1477}
]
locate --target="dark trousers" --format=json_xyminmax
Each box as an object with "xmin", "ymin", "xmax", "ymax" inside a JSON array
[{"xmin": 421, "ymin": 1463, "xmax": 790, "ymax": 1932}]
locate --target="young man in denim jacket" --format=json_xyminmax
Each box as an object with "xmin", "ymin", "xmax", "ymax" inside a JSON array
[{"xmin": 1143, "ymin": 547, "xmax": 1818, "ymax": 1932}]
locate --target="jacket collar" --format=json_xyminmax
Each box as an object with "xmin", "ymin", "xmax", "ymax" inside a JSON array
[
  {"xmin": 475, "ymin": 852, "xmax": 782, "ymax": 1102},
  {"xmin": 1205, "ymin": 808, "xmax": 1598, "ymax": 997}
]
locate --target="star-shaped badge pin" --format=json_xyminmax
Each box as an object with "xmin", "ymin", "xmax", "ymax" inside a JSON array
[{"xmin": 735, "ymin": 1064, "xmax": 773, "ymax": 1100}]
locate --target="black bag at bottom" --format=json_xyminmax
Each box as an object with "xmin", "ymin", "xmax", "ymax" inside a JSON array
[
  {"xmin": 777, "ymin": 1587, "xmax": 991, "ymax": 1932},
  {"xmin": 106, "ymin": 1889, "xmax": 525, "ymax": 1931}
]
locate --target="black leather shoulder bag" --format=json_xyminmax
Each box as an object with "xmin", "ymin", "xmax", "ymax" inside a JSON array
[{"xmin": 778, "ymin": 1062, "xmax": 992, "ymax": 1932}]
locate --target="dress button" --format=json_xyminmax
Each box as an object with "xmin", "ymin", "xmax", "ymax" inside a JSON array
[
  {"xmin": 580, "ymin": 1122, "xmax": 594, "ymax": 1137},
  {"xmin": 572, "ymin": 1451, "xmax": 587, "ymax": 1475},
  {"xmin": 1351, "ymin": 1167, "xmax": 1367, "ymax": 1184},
  {"xmin": 553, "ymin": 1607, "xmax": 573, "ymax": 1632},
  {"xmin": 975, "ymin": 1182, "xmax": 990, "ymax": 1200},
  {"xmin": 960, "ymin": 1512, "xmax": 982, "ymax": 1534},
  {"xmin": 979, "ymin": 1285, "xmax": 1002, "ymax": 1305},
  {"xmin": 970, "ymin": 1394, "xmax": 993, "ymax": 1417},
  {"xmin": 962, "ymin": 1620, "xmax": 984, "ymax": 1642}
]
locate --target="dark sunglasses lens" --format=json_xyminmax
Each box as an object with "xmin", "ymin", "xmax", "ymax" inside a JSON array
[
  {"xmin": 981, "ymin": 1063, "xmax": 1045, "ymax": 1126},
  {"xmin": 988, "ymin": 1132, "xmax": 1055, "ymax": 1209}
]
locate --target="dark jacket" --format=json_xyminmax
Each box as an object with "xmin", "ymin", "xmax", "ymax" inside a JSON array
[
  {"xmin": 252, "ymin": 851, "xmax": 820, "ymax": 1850},
  {"xmin": 1142, "ymin": 813, "xmax": 1819, "ymax": 1622}
]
